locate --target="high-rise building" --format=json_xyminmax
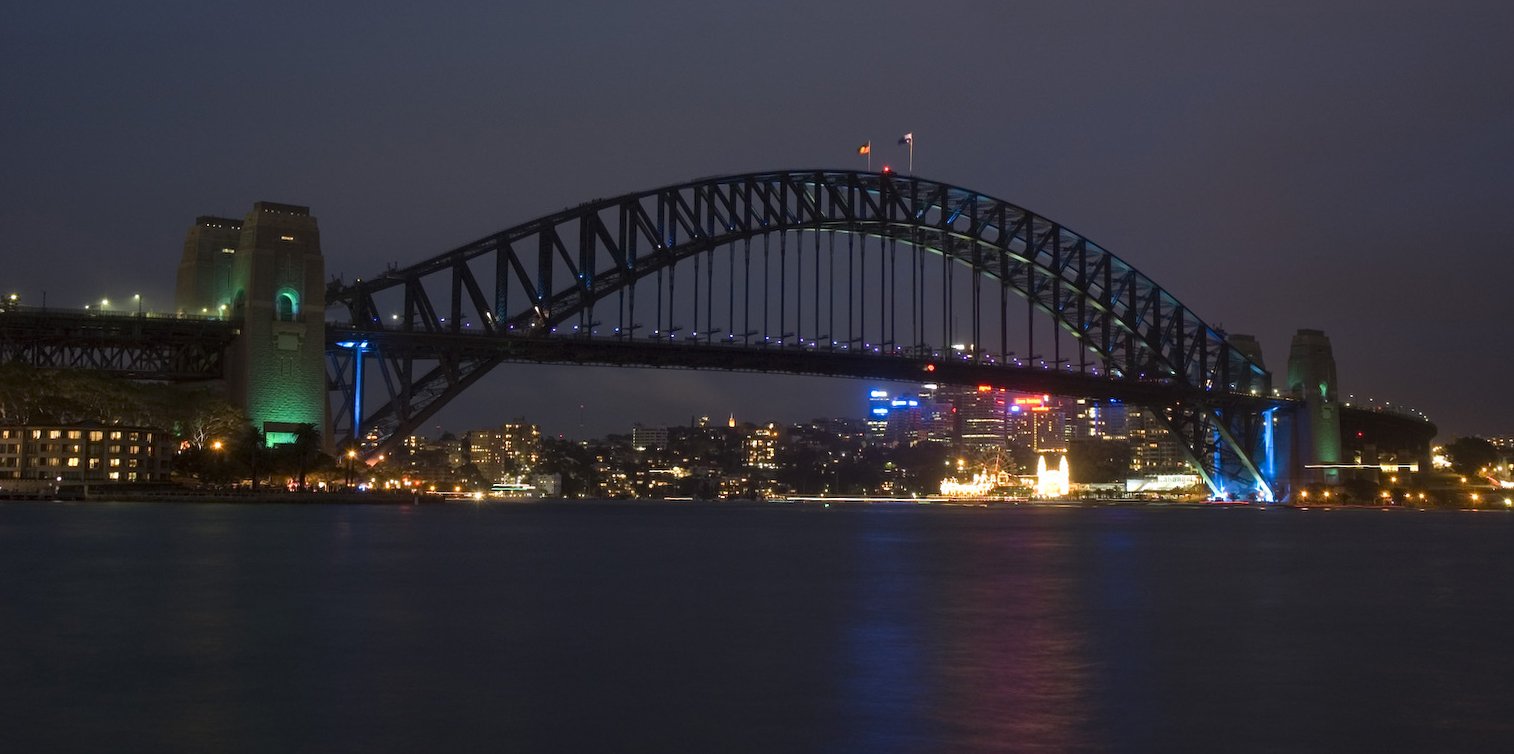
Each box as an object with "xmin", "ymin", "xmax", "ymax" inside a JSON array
[
  {"xmin": 469, "ymin": 422, "xmax": 543, "ymax": 482},
  {"xmin": 1126, "ymin": 407, "xmax": 1186, "ymax": 474},
  {"xmin": 745, "ymin": 423, "xmax": 779, "ymax": 469},
  {"xmin": 631, "ymin": 424, "xmax": 668, "ymax": 451},
  {"xmin": 934, "ymin": 384, "xmax": 1009, "ymax": 450},
  {"xmin": 865, "ymin": 386, "xmax": 955, "ymax": 446},
  {"xmin": 1065, "ymin": 399, "xmax": 1126, "ymax": 442},
  {"xmin": 866, "ymin": 390, "xmax": 891, "ymax": 440}
]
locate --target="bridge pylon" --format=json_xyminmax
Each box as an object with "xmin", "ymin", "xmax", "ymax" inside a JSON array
[{"xmin": 176, "ymin": 203, "xmax": 329, "ymax": 447}]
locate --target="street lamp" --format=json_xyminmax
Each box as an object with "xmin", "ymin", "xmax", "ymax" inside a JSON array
[
  {"xmin": 345, "ymin": 448, "xmax": 357, "ymax": 490},
  {"xmin": 134, "ymin": 293, "xmax": 142, "ymax": 315}
]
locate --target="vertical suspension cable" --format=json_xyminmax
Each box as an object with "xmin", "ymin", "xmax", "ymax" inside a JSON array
[
  {"xmin": 911, "ymin": 228, "xmax": 919, "ymax": 351},
  {"xmin": 743, "ymin": 237, "xmax": 751, "ymax": 345},
  {"xmin": 795, "ymin": 229, "xmax": 802, "ymax": 344},
  {"xmin": 972, "ymin": 254, "xmax": 981, "ymax": 362},
  {"xmin": 878, "ymin": 233, "xmax": 886, "ymax": 350},
  {"xmin": 942, "ymin": 239, "xmax": 950, "ymax": 349},
  {"xmin": 762, "ymin": 233, "xmax": 770, "ymax": 344},
  {"xmin": 827, "ymin": 230, "xmax": 835, "ymax": 349},
  {"xmin": 706, "ymin": 243, "xmax": 714, "ymax": 343},
  {"xmin": 859, "ymin": 233, "xmax": 866, "ymax": 346},
  {"xmin": 780, "ymin": 231, "xmax": 788, "ymax": 345},
  {"xmin": 813, "ymin": 224, "xmax": 821, "ymax": 345},
  {"xmin": 888, "ymin": 236, "xmax": 897, "ymax": 350},
  {"xmin": 848, "ymin": 231, "xmax": 855, "ymax": 347}
]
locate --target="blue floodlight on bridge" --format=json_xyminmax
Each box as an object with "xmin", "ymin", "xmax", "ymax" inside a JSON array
[{"xmin": 334, "ymin": 339, "xmax": 372, "ymax": 445}]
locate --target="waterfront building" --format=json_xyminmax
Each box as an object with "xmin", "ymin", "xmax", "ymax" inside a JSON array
[{"xmin": 0, "ymin": 424, "xmax": 172, "ymax": 483}]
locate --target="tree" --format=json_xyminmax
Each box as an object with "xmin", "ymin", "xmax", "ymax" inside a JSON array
[
  {"xmin": 1068, "ymin": 439, "xmax": 1133, "ymax": 484},
  {"xmin": 1444, "ymin": 437, "xmax": 1498, "ymax": 476},
  {"xmin": 235, "ymin": 424, "xmax": 268, "ymax": 491},
  {"xmin": 271, "ymin": 424, "xmax": 327, "ymax": 491}
]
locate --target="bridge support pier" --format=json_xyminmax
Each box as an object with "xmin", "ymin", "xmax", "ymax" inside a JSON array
[
  {"xmin": 176, "ymin": 203, "xmax": 329, "ymax": 449},
  {"xmin": 1283, "ymin": 329, "xmax": 1341, "ymax": 492}
]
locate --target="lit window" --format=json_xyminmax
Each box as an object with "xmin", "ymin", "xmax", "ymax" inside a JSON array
[{"xmin": 280, "ymin": 235, "xmax": 295, "ymax": 242}]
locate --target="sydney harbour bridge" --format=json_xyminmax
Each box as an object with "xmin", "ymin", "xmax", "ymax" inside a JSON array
[{"xmin": 0, "ymin": 170, "xmax": 1434, "ymax": 500}]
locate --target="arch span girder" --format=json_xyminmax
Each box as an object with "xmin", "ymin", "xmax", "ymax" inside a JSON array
[
  {"xmin": 333, "ymin": 171, "xmax": 1264, "ymax": 393},
  {"xmin": 328, "ymin": 170, "xmax": 1273, "ymax": 494}
]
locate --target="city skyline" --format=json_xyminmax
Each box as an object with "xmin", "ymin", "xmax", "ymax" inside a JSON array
[{"xmin": 4, "ymin": 2, "xmax": 1512, "ymax": 438}]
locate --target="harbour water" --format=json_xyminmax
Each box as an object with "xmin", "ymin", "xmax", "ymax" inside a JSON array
[{"xmin": 3, "ymin": 500, "xmax": 1512, "ymax": 752}]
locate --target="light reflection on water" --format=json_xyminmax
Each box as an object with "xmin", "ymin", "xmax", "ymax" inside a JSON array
[{"xmin": 2, "ymin": 501, "xmax": 1514, "ymax": 752}]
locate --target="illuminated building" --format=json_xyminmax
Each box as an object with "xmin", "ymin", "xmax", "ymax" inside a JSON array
[
  {"xmin": 468, "ymin": 422, "xmax": 543, "ymax": 482},
  {"xmin": 1002, "ymin": 394, "xmax": 1065, "ymax": 453},
  {"xmin": 631, "ymin": 424, "xmax": 668, "ymax": 451},
  {"xmin": 930, "ymin": 384, "xmax": 1009, "ymax": 450},
  {"xmin": 745, "ymin": 423, "xmax": 779, "ymax": 469},
  {"xmin": 864, "ymin": 386, "xmax": 953, "ymax": 447},
  {"xmin": 1126, "ymin": 407, "xmax": 1187, "ymax": 473},
  {"xmin": 1066, "ymin": 398, "xmax": 1126, "ymax": 441},
  {"xmin": 866, "ymin": 389, "xmax": 891, "ymax": 440},
  {"xmin": 0, "ymin": 425, "xmax": 172, "ymax": 483}
]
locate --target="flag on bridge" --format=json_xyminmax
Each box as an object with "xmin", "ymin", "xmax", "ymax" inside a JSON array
[{"xmin": 857, "ymin": 142, "xmax": 871, "ymax": 155}]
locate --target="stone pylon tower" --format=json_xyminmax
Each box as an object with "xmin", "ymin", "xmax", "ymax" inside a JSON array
[
  {"xmin": 176, "ymin": 202, "xmax": 327, "ymax": 447},
  {"xmin": 1286, "ymin": 329, "xmax": 1341, "ymax": 484},
  {"xmin": 174, "ymin": 216, "xmax": 243, "ymax": 317}
]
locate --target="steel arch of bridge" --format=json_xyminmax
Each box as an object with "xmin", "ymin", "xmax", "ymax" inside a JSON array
[{"xmin": 328, "ymin": 170, "xmax": 1276, "ymax": 498}]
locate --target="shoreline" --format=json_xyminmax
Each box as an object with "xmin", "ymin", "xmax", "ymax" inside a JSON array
[{"xmin": 2, "ymin": 492, "xmax": 1502, "ymax": 513}]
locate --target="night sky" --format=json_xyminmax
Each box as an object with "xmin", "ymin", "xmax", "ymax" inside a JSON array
[{"xmin": 4, "ymin": 2, "xmax": 1511, "ymax": 440}]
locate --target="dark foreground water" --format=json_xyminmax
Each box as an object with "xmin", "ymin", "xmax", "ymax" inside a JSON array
[{"xmin": 3, "ymin": 502, "xmax": 1514, "ymax": 753}]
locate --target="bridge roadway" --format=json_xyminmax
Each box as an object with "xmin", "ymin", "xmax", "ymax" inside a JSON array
[{"xmin": 0, "ymin": 307, "xmax": 234, "ymax": 380}]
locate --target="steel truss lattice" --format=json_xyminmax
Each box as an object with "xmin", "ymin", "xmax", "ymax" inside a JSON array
[{"xmin": 328, "ymin": 170, "xmax": 1274, "ymax": 496}]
